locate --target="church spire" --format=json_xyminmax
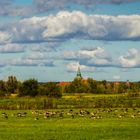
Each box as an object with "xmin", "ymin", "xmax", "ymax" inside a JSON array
[{"xmin": 76, "ymin": 66, "xmax": 82, "ymax": 79}]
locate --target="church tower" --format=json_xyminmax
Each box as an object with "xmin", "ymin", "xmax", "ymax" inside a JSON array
[{"xmin": 76, "ymin": 67, "xmax": 82, "ymax": 79}]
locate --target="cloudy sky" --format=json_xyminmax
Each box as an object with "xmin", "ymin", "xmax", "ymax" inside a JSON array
[{"xmin": 0, "ymin": 0, "xmax": 140, "ymax": 82}]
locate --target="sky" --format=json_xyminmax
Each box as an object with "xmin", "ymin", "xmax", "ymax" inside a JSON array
[{"xmin": 0, "ymin": 0, "xmax": 140, "ymax": 82}]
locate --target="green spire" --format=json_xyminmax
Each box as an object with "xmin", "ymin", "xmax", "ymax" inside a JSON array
[{"xmin": 76, "ymin": 67, "xmax": 82, "ymax": 79}]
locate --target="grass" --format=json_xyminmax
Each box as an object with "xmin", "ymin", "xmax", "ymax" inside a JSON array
[
  {"xmin": 62, "ymin": 93, "xmax": 123, "ymax": 98},
  {"xmin": 0, "ymin": 109, "xmax": 140, "ymax": 140},
  {"xmin": 0, "ymin": 94, "xmax": 140, "ymax": 139},
  {"xmin": 0, "ymin": 93, "xmax": 139, "ymax": 109}
]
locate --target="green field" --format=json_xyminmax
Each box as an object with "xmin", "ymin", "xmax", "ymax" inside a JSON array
[
  {"xmin": 0, "ymin": 108, "xmax": 140, "ymax": 140},
  {"xmin": 0, "ymin": 93, "xmax": 140, "ymax": 140}
]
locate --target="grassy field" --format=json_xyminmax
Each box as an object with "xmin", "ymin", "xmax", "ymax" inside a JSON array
[
  {"xmin": 0, "ymin": 93, "xmax": 140, "ymax": 109},
  {"xmin": 0, "ymin": 109, "xmax": 140, "ymax": 140},
  {"xmin": 0, "ymin": 94, "xmax": 140, "ymax": 139}
]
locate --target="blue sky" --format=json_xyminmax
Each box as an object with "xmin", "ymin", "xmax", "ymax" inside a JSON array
[{"xmin": 0, "ymin": 0, "xmax": 140, "ymax": 82}]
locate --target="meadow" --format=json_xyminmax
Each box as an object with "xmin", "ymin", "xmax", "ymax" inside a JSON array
[
  {"xmin": 0, "ymin": 93, "xmax": 140, "ymax": 140},
  {"xmin": 0, "ymin": 108, "xmax": 140, "ymax": 140}
]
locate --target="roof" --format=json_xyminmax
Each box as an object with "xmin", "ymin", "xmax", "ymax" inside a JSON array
[{"xmin": 58, "ymin": 81, "xmax": 71, "ymax": 86}]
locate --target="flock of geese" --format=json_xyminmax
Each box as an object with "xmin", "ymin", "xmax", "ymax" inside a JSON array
[{"xmin": 1, "ymin": 108, "xmax": 140, "ymax": 120}]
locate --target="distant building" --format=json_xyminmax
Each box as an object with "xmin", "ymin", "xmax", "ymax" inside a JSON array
[
  {"xmin": 76, "ymin": 67, "xmax": 82, "ymax": 79},
  {"xmin": 58, "ymin": 81, "xmax": 71, "ymax": 86},
  {"xmin": 58, "ymin": 66, "xmax": 82, "ymax": 87}
]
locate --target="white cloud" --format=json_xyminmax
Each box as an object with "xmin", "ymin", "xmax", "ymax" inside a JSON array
[
  {"xmin": 78, "ymin": 47, "xmax": 112, "ymax": 66},
  {"xmin": 64, "ymin": 47, "xmax": 140, "ymax": 69},
  {"xmin": 10, "ymin": 16, "xmax": 45, "ymax": 43},
  {"xmin": 0, "ymin": 44, "xmax": 25, "ymax": 53},
  {"xmin": 62, "ymin": 51, "xmax": 78, "ymax": 60},
  {"xmin": 63, "ymin": 47, "xmax": 112, "ymax": 67},
  {"xmin": 30, "ymin": 42, "xmax": 58, "ymax": 52},
  {"xmin": 0, "ymin": 52, "xmax": 54, "ymax": 67},
  {"xmin": 25, "ymin": 52, "xmax": 49, "ymax": 60},
  {"xmin": 79, "ymin": 47, "xmax": 109, "ymax": 59},
  {"xmin": 67, "ymin": 62, "xmax": 80, "ymax": 72},
  {"xmin": 119, "ymin": 48, "xmax": 140, "ymax": 68},
  {"xmin": 42, "ymin": 11, "xmax": 87, "ymax": 38},
  {"xmin": 10, "ymin": 58, "xmax": 54, "ymax": 67},
  {"xmin": 43, "ymin": 12, "xmax": 140, "ymax": 41},
  {"xmin": 0, "ymin": 31, "xmax": 11, "ymax": 44},
  {"xmin": 87, "ymin": 58, "xmax": 112, "ymax": 66},
  {"xmin": 67, "ymin": 61, "xmax": 97, "ymax": 72},
  {"xmin": 1, "ymin": 11, "xmax": 140, "ymax": 44}
]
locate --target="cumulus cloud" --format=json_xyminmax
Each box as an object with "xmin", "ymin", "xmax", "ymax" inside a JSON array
[
  {"xmin": 63, "ymin": 47, "xmax": 112, "ymax": 67},
  {"xmin": 67, "ymin": 61, "xmax": 97, "ymax": 72},
  {"xmin": 119, "ymin": 48, "xmax": 140, "ymax": 68},
  {"xmin": 42, "ymin": 12, "xmax": 140, "ymax": 41},
  {"xmin": 9, "ymin": 16, "xmax": 45, "ymax": 43},
  {"xmin": 0, "ymin": 44, "xmax": 25, "ymax": 53},
  {"xmin": 1, "ymin": 11, "xmax": 140, "ymax": 44},
  {"xmin": 79, "ymin": 47, "xmax": 110, "ymax": 59},
  {"xmin": 64, "ymin": 47, "xmax": 140, "ymax": 69}
]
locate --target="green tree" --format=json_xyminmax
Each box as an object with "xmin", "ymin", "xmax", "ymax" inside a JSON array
[
  {"xmin": 97, "ymin": 83, "xmax": 106, "ymax": 94},
  {"xmin": 101, "ymin": 80, "xmax": 108, "ymax": 89},
  {"xmin": 118, "ymin": 82, "xmax": 130, "ymax": 93},
  {"xmin": 45, "ymin": 82, "xmax": 62, "ymax": 98},
  {"xmin": 87, "ymin": 78, "xmax": 97, "ymax": 93},
  {"xmin": 6, "ymin": 76, "xmax": 18, "ymax": 94},
  {"xmin": 19, "ymin": 79, "xmax": 38, "ymax": 97},
  {"xmin": 0, "ymin": 80, "xmax": 6, "ymax": 91},
  {"xmin": 66, "ymin": 78, "xmax": 88, "ymax": 93},
  {"xmin": 64, "ymin": 83, "xmax": 75, "ymax": 93},
  {"xmin": 0, "ymin": 80, "xmax": 6, "ymax": 96}
]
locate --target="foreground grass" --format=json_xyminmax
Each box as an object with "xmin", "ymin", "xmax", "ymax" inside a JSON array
[{"xmin": 0, "ymin": 110, "xmax": 140, "ymax": 140}]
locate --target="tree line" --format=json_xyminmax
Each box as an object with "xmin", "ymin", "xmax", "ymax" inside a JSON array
[
  {"xmin": 64, "ymin": 78, "xmax": 140, "ymax": 95},
  {"xmin": 0, "ymin": 76, "xmax": 62, "ymax": 98},
  {"xmin": 0, "ymin": 76, "xmax": 140, "ymax": 97}
]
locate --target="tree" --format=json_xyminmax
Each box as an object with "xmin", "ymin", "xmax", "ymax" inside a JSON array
[
  {"xmin": 19, "ymin": 79, "xmax": 38, "ymax": 97},
  {"xmin": 0, "ymin": 80, "xmax": 6, "ymax": 96},
  {"xmin": 118, "ymin": 82, "xmax": 130, "ymax": 93},
  {"xmin": 0, "ymin": 80, "xmax": 6, "ymax": 92},
  {"xmin": 65, "ymin": 78, "xmax": 88, "ymax": 93},
  {"xmin": 87, "ymin": 78, "xmax": 97, "ymax": 93},
  {"xmin": 45, "ymin": 82, "xmax": 62, "ymax": 98},
  {"xmin": 6, "ymin": 76, "xmax": 18, "ymax": 94}
]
